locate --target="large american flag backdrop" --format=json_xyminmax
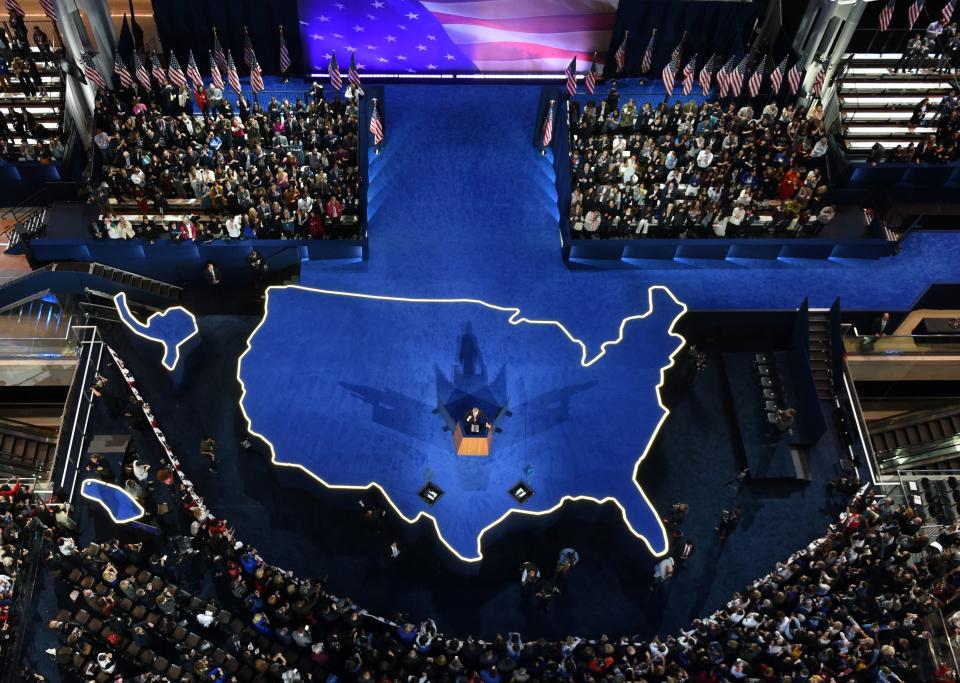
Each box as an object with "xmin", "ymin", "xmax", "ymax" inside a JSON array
[{"xmin": 297, "ymin": 0, "xmax": 620, "ymax": 73}]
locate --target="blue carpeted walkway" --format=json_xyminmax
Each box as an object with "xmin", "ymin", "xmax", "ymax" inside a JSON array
[{"xmin": 305, "ymin": 84, "xmax": 960, "ymax": 356}]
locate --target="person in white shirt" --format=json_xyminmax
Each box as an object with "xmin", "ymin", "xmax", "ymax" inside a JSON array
[
  {"xmin": 226, "ymin": 215, "xmax": 242, "ymax": 239},
  {"xmin": 130, "ymin": 168, "xmax": 145, "ymax": 187},
  {"xmin": 117, "ymin": 216, "xmax": 135, "ymax": 239},
  {"xmin": 297, "ymin": 195, "xmax": 314, "ymax": 214},
  {"xmin": 584, "ymin": 210, "xmax": 601, "ymax": 233},
  {"xmin": 196, "ymin": 610, "xmax": 215, "ymax": 628},
  {"xmin": 696, "ymin": 148, "xmax": 714, "ymax": 168}
]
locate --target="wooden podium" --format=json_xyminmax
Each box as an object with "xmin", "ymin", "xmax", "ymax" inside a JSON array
[{"xmin": 453, "ymin": 423, "xmax": 492, "ymax": 456}]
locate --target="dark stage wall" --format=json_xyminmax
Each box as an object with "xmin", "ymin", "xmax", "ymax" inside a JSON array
[{"xmin": 151, "ymin": 0, "xmax": 304, "ymax": 76}]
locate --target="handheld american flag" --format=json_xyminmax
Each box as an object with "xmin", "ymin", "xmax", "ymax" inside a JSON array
[
  {"xmin": 226, "ymin": 50, "xmax": 242, "ymax": 94},
  {"xmin": 879, "ymin": 0, "xmax": 896, "ymax": 31},
  {"xmin": 243, "ymin": 27, "xmax": 256, "ymax": 68},
  {"xmin": 728, "ymin": 55, "xmax": 750, "ymax": 98},
  {"xmin": 82, "ymin": 56, "xmax": 106, "ymax": 90},
  {"xmin": 641, "ymin": 30, "xmax": 656, "ymax": 74},
  {"xmin": 209, "ymin": 51, "xmax": 224, "ymax": 90},
  {"xmin": 615, "ymin": 31, "xmax": 629, "ymax": 73},
  {"xmin": 717, "ymin": 55, "xmax": 737, "ymax": 98},
  {"xmin": 328, "ymin": 51, "xmax": 342, "ymax": 91},
  {"xmin": 564, "ymin": 56, "xmax": 578, "ymax": 97},
  {"xmin": 212, "ymin": 28, "xmax": 228, "ymax": 76},
  {"xmin": 349, "ymin": 52, "xmax": 362, "ymax": 90},
  {"xmin": 150, "ymin": 52, "xmax": 166, "ymax": 87},
  {"xmin": 167, "ymin": 51, "xmax": 188, "ymax": 89},
  {"xmin": 4, "ymin": 0, "xmax": 24, "ymax": 18},
  {"xmin": 186, "ymin": 50, "xmax": 203, "ymax": 92},
  {"xmin": 943, "ymin": 0, "xmax": 956, "ymax": 24},
  {"xmin": 542, "ymin": 99, "xmax": 555, "ymax": 147},
  {"xmin": 681, "ymin": 54, "xmax": 697, "ymax": 97},
  {"xmin": 698, "ymin": 54, "xmax": 716, "ymax": 96},
  {"xmin": 908, "ymin": 0, "xmax": 925, "ymax": 29},
  {"xmin": 585, "ymin": 53, "xmax": 598, "ymax": 95},
  {"xmin": 746, "ymin": 55, "xmax": 767, "ymax": 98},
  {"xmin": 133, "ymin": 51, "xmax": 151, "ymax": 92},
  {"xmin": 787, "ymin": 54, "xmax": 806, "ymax": 95},
  {"xmin": 369, "ymin": 99, "xmax": 384, "ymax": 146},
  {"xmin": 769, "ymin": 54, "xmax": 789, "ymax": 95},
  {"xmin": 662, "ymin": 40, "xmax": 682, "ymax": 96},
  {"xmin": 811, "ymin": 60, "xmax": 827, "ymax": 98},
  {"xmin": 250, "ymin": 55, "xmax": 264, "ymax": 95},
  {"xmin": 114, "ymin": 50, "xmax": 133, "ymax": 89},
  {"xmin": 279, "ymin": 26, "xmax": 291, "ymax": 74}
]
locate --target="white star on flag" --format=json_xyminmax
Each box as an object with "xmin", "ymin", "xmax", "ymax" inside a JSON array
[
  {"xmin": 367, "ymin": 14, "xmax": 376, "ymax": 20},
  {"xmin": 353, "ymin": 25, "xmax": 364, "ymax": 32},
  {"xmin": 322, "ymin": 53, "xmax": 332, "ymax": 60},
  {"xmin": 335, "ymin": 3, "xmax": 344, "ymax": 8},
  {"xmin": 332, "ymin": 33, "xmax": 343, "ymax": 38},
  {"xmin": 378, "ymin": 56, "xmax": 389, "ymax": 62},
  {"xmin": 386, "ymin": 35, "xmax": 396, "ymax": 42},
  {"xmin": 345, "ymin": 46, "xmax": 357, "ymax": 52},
  {"xmin": 318, "ymin": 15, "xmax": 329, "ymax": 22},
  {"xmin": 406, "ymin": 68, "xmax": 415, "ymax": 73},
  {"xmin": 416, "ymin": 44, "xmax": 427, "ymax": 51},
  {"xmin": 406, "ymin": 12, "xmax": 419, "ymax": 19},
  {"xmin": 366, "ymin": 45, "xmax": 377, "ymax": 50},
  {"xmin": 397, "ymin": 55, "xmax": 407, "ymax": 61},
  {"xmin": 311, "ymin": 34, "xmax": 323, "ymax": 40},
  {"xmin": 397, "ymin": 24, "xmax": 406, "ymax": 30},
  {"xmin": 445, "ymin": 54, "xmax": 455, "ymax": 60},
  {"xmin": 427, "ymin": 34, "xmax": 436, "ymax": 40},
  {"xmin": 426, "ymin": 64, "xmax": 436, "ymax": 69},
  {"xmin": 372, "ymin": 0, "xmax": 384, "ymax": 7}
]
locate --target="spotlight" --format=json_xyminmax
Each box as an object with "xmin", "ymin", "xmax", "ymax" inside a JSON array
[
  {"xmin": 509, "ymin": 481, "xmax": 534, "ymax": 504},
  {"xmin": 417, "ymin": 482, "xmax": 444, "ymax": 505}
]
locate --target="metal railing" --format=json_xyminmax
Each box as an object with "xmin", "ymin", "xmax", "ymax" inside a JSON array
[{"xmin": 844, "ymin": 333, "xmax": 960, "ymax": 356}]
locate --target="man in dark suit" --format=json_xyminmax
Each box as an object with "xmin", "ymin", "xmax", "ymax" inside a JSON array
[
  {"xmin": 871, "ymin": 312, "xmax": 891, "ymax": 336},
  {"xmin": 464, "ymin": 406, "xmax": 490, "ymax": 434}
]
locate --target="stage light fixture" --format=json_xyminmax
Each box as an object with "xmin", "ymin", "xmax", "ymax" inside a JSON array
[
  {"xmin": 509, "ymin": 482, "xmax": 534, "ymax": 505},
  {"xmin": 417, "ymin": 482, "xmax": 444, "ymax": 505}
]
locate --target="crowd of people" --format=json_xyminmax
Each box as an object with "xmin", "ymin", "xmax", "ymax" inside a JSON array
[
  {"xmin": 0, "ymin": 14, "xmax": 65, "ymax": 163},
  {"xmin": 89, "ymin": 77, "xmax": 363, "ymax": 242},
  {"xmin": 0, "ymin": 478, "xmax": 44, "ymax": 673},
  {"xmin": 569, "ymin": 89, "xmax": 837, "ymax": 240},
  {"xmin": 866, "ymin": 89, "xmax": 960, "ymax": 165},
  {"xmin": 38, "ymin": 350, "xmax": 960, "ymax": 683}
]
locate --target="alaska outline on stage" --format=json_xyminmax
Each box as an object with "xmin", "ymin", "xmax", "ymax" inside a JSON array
[
  {"xmin": 237, "ymin": 284, "xmax": 687, "ymax": 563},
  {"xmin": 113, "ymin": 292, "xmax": 199, "ymax": 371}
]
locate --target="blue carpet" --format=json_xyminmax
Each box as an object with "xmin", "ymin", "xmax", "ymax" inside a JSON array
[
  {"xmin": 305, "ymin": 84, "xmax": 960, "ymax": 358},
  {"xmin": 238, "ymin": 285, "xmax": 683, "ymax": 560}
]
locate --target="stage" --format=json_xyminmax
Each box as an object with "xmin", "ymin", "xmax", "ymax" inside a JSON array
[{"xmin": 237, "ymin": 284, "xmax": 686, "ymax": 561}]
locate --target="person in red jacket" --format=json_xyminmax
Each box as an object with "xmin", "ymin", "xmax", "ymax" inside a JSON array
[{"xmin": 194, "ymin": 85, "xmax": 208, "ymax": 119}]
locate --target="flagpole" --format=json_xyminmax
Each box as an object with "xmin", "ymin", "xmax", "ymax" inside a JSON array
[{"xmin": 372, "ymin": 98, "xmax": 380, "ymax": 155}]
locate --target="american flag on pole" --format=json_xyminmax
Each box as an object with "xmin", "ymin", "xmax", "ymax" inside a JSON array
[
  {"xmin": 328, "ymin": 51, "xmax": 342, "ymax": 91},
  {"xmin": 641, "ymin": 29, "xmax": 656, "ymax": 74},
  {"xmin": 150, "ymin": 52, "xmax": 167, "ymax": 87},
  {"xmin": 186, "ymin": 50, "xmax": 203, "ymax": 91},
  {"xmin": 681, "ymin": 54, "xmax": 697, "ymax": 97},
  {"xmin": 39, "ymin": 0, "xmax": 57, "ymax": 23},
  {"xmin": 212, "ymin": 29, "xmax": 227, "ymax": 76},
  {"xmin": 614, "ymin": 30, "xmax": 628, "ymax": 73},
  {"xmin": 698, "ymin": 54, "xmax": 716, "ymax": 96},
  {"xmin": 585, "ymin": 52, "xmax": 598, "ymax": 94},
  {"xmin": 769, "ymin": 54, "xmax": 789, "ymax": 95},
  {"xmin": 879, "ymin": 0, "xmax": 897, "ymax": 30},
  {"xmin": 167, "ymin": 51, "xmax": 187, "ymax": 88},
  {"xmin": 746, "ymin": 54, "xmax": 767, "ymax": 98},
  {"xmin": 564, "ymin": 56, "xmax": 578, "ymax": 97},
  {"xmin": 728, "ymin": 54, "xmax": 750, "ymax": 98},
  {"xmin": 4, "ymin": 0, "xmax": 24, "ymax": 18},
  {"xmin": 209, "ymin": 52, "xmax": 224, "ymax": 90},
  {"xmin": 811, "ymin": 60, "xmax": 827, "ymax": 98},
  {"xmin": 908, "ymin": 0, "xmax": 925, "ymax": 29},
  {"xmin": 82, "ymin": 55, "xmax": 106, "ymax": 90},
  {"xmin": 114, "ymin": 50, "xmax": 134, "ymax": 89},
  {"xmin": 226, "ymin": 51, "xmax": 241, "ymax": 94},
  {"xmin": 542, "ymin": 99, "xmax": 555, "ymax": 147},
  {"xmin": 369, "ymin": 99, "xmax": 384, "ymax": 146},
  {"xmin": 942, "ymin": 0, "xmax": 956, "ymax": 24},
  {"xmin": 279, "ymin": 27, "xmax": 291, "ymax": 74},
  {"xmin": 662, "ymin": 40, "xmax": 681, "ymax": 95},
  {"xmin": 716, "ymin": 55, "xmax": 737, "ymax": 98},
  {"xmin": 349, "ymin": 52, "xmax": 362, "ymax": 89},
  {"xmin": 787, "ymin": 54, "xmax": 806, "ymax": 95},
  {"xmin": 133, "ymin": 50, "xmax": 151, "ymax": 92},
  {"xmin": 243, "ymin": 28, "xmax": 256, "ymax": 68},
  {"xmin": 250, "ymin": 55, "xmax": 264, "ymax": 95}
]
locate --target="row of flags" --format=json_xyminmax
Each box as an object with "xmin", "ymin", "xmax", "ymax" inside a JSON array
[
  {"xmin": 561, "ymin": 45, "xmax": 828, "ymax": 100},
  {"xmin": 879, "ymin": 0, "xmax": 956, "ymax": 32}
]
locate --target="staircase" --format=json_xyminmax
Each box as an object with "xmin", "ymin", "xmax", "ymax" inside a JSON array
[
  {"xmin": 2, "ymin": 207, "xmax": 47, "ymax": 255},
  {"xmin": 869, "ymin": 404, "xmax": 960, "ymax": 473},
  {"xmin": 808, "ymin": 312, "xmax": 835, "ymax": 399},
  {"xmin": 837, "ymin": 53, "xmax": 956, "ymax": 161},
  {"xmin": 0, "ymin": 418, "xmax": 58, "ymax": 478},
  {"xmin": 0, "ymin": 45, "xmax": 65, "ymax": 151}
]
